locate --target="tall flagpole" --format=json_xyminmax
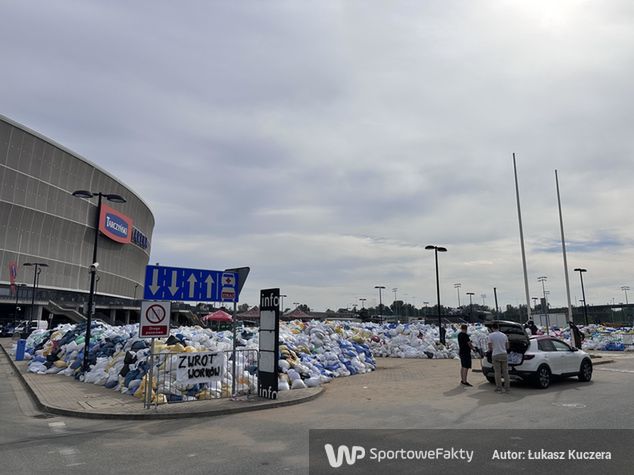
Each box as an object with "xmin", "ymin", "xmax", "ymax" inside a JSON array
[
  {"xmin": 513, "ymin": 153, "xmax": 531, "ymax": 322},
  {"xmin": 555, "ymin": 170, "xmax": 573, "ymax": 321}
]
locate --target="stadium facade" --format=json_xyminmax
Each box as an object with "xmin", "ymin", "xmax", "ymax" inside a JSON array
[{"xmin": 0, "ymin": 114, "xmax": 154, "ymax": 325}]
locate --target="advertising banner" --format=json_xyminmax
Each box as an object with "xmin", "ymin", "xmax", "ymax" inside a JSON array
[
  {"xmin": 9, "ymin": 261, "xmax": 17, "ymax": 295},
  {"xmin": 99, "ymin": 203, "xmax": 133, "ymax": 244}
]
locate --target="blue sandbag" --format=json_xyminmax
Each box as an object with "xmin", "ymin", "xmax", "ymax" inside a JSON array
[
  {"xmin": 131, "ymin": 340, "xmax": 148, "ymax": 350},
  {"xmin": 124, "ymin": 369, "xmax": 140, "ymax": 387}
]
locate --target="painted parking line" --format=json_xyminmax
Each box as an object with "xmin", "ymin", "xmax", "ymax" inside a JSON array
[
  {"xmin": 48, "ymin": 421, "xmax": 67, "ymax": 434},
  {"xmin": 47, "ymin": 420, "xmax": 85, "ymax": 467},
  {"xmin": 595, "ymin": 368, "xmax": 634, "ymax": 374}
]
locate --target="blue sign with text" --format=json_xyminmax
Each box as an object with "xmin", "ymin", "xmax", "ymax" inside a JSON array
[{"xmin": 143, "ymin": 265, "xmax": 239, "ymax": 302}]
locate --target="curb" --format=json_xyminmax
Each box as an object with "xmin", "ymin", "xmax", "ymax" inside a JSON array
[{"xmin": 0, "ymin": 343, "xmax": 324, "ymax": 420}]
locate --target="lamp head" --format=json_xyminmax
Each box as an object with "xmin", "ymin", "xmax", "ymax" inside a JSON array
[
  {"xmin": 72, "ymin": 190, "xmax": 94, "ymax": 199},
  {"xmin": 105, "ymin": 193, "xmax": 126, "ymax": 203}
]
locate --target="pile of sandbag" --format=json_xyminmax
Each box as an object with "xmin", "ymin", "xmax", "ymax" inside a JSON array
[
  {"xmin": 23, "ymin": 320, "xmax": 376, "ymax": 403},
  {"xmin": 277, "ymin": 321, "xmax": 376, "ymax": 391},
  {"xmin": 528, "ymin": 324, "xmax": 634, "ymax": 351},
  {"xmin": 573, "ymin": 325, "xmax": 634, "ymax": 351},
  {"xmin": 318, "ymin": 321, "xmax": 489, "ymax": 359}
]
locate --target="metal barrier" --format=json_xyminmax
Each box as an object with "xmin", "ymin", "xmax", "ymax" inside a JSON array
[{"xmin": 148, "ymin": 348, "xmax": 258, "ymax": 405}]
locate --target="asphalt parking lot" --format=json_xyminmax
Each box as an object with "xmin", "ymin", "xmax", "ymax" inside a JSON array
[{"xmin": 1, "ymin": 353, "xmax": 632, "ymax": 474}]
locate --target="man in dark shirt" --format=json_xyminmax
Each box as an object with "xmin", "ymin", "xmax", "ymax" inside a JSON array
[
  {"xmin": 458, "ymin": 324, "xmax": 475, "ymax": 386},
  {"xmin": 569, "ymin": 321, "xmax": 584, "ymax": 349}
]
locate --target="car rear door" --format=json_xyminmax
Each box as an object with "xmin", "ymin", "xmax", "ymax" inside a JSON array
[{"xmin": 551, "ymin": 339, "xmax": 578, "ymax": 374}]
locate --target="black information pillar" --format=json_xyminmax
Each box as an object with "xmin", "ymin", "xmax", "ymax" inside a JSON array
[{"xmin": 258, "ymin": 288, "xmax": 280, "ymax": 399}]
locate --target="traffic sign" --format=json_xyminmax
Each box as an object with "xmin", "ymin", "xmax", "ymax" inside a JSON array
[
  {"xmin": 143, "ymin": 265, "xmax": 239, "ymax": 302},
  {"xmin": 140, "ymin": 300, "xmax": 171, "ymax": 338}
]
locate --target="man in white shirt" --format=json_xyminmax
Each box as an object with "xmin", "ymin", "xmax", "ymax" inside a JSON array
[{"xmin": 488, "ymin": 323, "xmax": 510, "ymax": 393}]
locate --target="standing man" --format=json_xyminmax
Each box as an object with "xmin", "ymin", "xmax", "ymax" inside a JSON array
[
  {"xmin": 569, "ymin": 321, "xmax": 584, "ymax": 349},
  {"xmin": 458, "ymin": 324, "xmax": 474, "ymax": 386},
  {"xmin": 488, "ymin": 323, "xmax": 510, "ymax": 393}
]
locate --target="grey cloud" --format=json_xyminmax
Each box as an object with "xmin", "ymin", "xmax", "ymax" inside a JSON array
[{"xmin": 2, "ymin": 1, "xmax": 633, "ymax": 309}]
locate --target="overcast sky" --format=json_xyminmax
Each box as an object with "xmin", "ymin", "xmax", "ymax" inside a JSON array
[{"xmin": 2, "ymin": 1, "xmax": 633, "ymax": 311}]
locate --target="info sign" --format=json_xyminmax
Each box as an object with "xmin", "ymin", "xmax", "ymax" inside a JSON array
[
  {"xmin": 176, "ymin": 352, "xmax": 225, "ymax": 384},
  {"xmin": 139, "ymin": 301, "xmax": 171, "ymax": 338},
  {"xmin": 258, "ymin": 288, "xmax": 280, "ymax": 400}
]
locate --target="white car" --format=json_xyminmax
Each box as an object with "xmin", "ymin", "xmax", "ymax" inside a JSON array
[{"xmin": 481, "ymin": 321, "xmax": 593, "ymax": 389}]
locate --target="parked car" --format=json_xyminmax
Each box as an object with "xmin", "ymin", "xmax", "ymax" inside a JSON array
[
  {"xmin": 12, "ymin": 320, "xmax": 49, "ymax": 337},
  {"xmin": 1, "ymin": 323, "xmax": 16, "ymax": 337},
  {"xmin": 481, "ymin": 320, "xmax": 593, "ymax": 389}
]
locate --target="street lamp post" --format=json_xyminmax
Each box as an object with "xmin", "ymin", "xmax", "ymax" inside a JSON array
[
  {"xmin": 425, "ymin": 245, "xmax": 447, "ymax": 345},
  {"xmin": 574, "ymin": 268, "xmax": 589, "ymax": 326},
  {"xmin": 14, "ymin": 283, "xmax": 27, "ymax": 321},
  {"xmin": 14, "ymin": 283, "xmax": 21, "ymax": 319},
  {"xmin": 374, "ymin": 286, "xmax": 385, "ymax": 323},
  {"xmin": 454, "ymin": 283, "xmax": 461, "ymax": 309},
  {"xmin": 621, "ymin": 286, "xmax": 629, "ymax": 305},
  {"xmin": 622, "ymin": 286, "xmax": 631, "ymax": 326},
  {"xmin": 532, "ymin": 297, "xmax": 539, "ymax": 312},
  {"xmin": 359, "ymin": 298, "xmax": 366, "ymax": 309},
  {"xmin": 23, "ymin": 263, "xmax": 48, "ymax": 326},
  {"xmin": 72, "ymin": 190, "xmax": 126, "ymax": 372},
  {"xmin": 280, "ymin": 294, "xmax": 287, "ymax": 314},
  {"xmin": 467, "ymin": 292, "xmax": 475, "ymax": 322},
  {"xmin": 392, "ymin": 288, "xmax": 398, "ymax": 319},
  {"xmin": 538, "ymin": 276, "xmax": 549, "ymax": 334}
]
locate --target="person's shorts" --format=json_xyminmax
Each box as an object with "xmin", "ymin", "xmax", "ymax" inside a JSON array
[{"xmin": 460, "ymin": 353, "xmax": 472, "ymax": 369}]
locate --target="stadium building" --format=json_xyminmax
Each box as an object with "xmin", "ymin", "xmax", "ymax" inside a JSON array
[{"xmin": 0, "ymin": 114, "xmax": 154, "ymax": 326}]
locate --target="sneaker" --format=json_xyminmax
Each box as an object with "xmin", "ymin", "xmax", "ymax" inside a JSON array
[{"xmin": 464, "ymin": 382, "xmax": 473, "ymax": 387}]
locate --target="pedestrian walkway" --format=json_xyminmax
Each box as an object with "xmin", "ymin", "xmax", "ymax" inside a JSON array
[{"xmin": 0, "ymin": 341, "xmax": 322, "ymax": 420}]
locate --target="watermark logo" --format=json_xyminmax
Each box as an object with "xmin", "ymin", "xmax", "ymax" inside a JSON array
[{"xmin": 324, "ymin": 444, "xmax": 366, "ymax": 468}]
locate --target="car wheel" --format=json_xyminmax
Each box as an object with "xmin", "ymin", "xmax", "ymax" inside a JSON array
[
  {"xmin": 578, "ymin": 359, "xmax": 592, "ymax": 382},
  {"xmin": 535, "ymin": 365, "xmax": 551, "ymax": 389}
]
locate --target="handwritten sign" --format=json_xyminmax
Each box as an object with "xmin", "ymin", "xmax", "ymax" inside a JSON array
[{"xmin": 176, "ymin": 352, "xmax": 225, "ymax": 384}]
